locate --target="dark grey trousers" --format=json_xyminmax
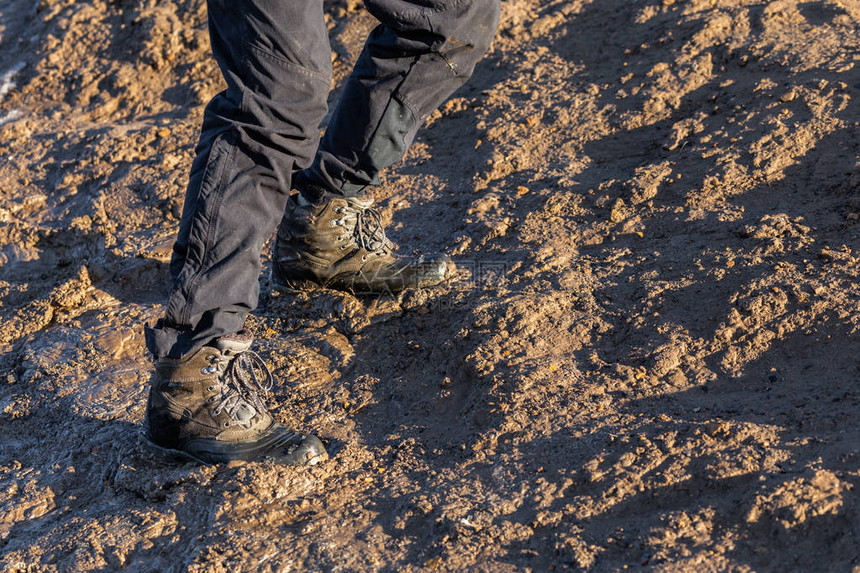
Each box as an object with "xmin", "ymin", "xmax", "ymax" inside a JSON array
[{"xmin": 145, "ymin": 0, "xmax": 500, "ymax": 359}]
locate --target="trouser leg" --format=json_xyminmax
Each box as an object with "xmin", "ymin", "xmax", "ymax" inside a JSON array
[
  {"xmin": 146, "ymin": 0, "xmax": 331, "ymax": 359},
  {"xmin": 298, "ymin": 0, "xmax": 501, "ymax": 197}
]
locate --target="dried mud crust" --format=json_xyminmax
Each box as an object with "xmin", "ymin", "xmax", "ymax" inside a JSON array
[{"xmin": 1, "ymin": 0, "xmax": 859, "ymax": 570}]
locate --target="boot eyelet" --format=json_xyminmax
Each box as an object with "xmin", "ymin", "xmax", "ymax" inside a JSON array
[
  {"xmin": 361, "ymin": 255, "xmax": 368, "ymax": 262},
  {"xmin": 336, "ymin": 236, "xmax": 343, "ymax": 242},
  {"xmin": 224, "ymin": 422, "xmax": 231, "ymax": 428},
  {"xmin": 207, "ymin": 385, "xmax": 215, "ymax": 392},
  {"xmin": 329, "ymin": 220, "xmax": 337, "ymax": 227}
]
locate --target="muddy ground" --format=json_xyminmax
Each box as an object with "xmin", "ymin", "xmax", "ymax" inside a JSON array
[{"xmin": 0, "ymin": 0, "xmax": 859, "ymax": 570}]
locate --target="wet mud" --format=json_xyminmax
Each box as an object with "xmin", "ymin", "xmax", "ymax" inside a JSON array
[{"xmin": 0, "ymin": 0, "xmax": 859, "ymax": 570}]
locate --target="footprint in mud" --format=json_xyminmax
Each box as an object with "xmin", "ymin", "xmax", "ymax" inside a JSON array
[
  {"xmin": 0, "ymin": 223, "xmax": 172, "ymax": 348},
  {"xmin": 0, "ymin": 267, "xmax": 95, "ymax": 347},
  {"xmin": 263, "ymin": 287, "xmax": 372, "ymax": 335}
]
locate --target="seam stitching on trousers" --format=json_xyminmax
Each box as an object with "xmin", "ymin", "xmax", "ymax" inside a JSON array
[
  {"xmin": 244, "ymin": 41, "xmax": 332, "ymax": 86},
  {"xmin": 178, "ymin": 133, "xmax": 240, "ymax": 326},
  {"xmin": 165, "ymin": 135, "xmax": 229, "ymax": 326}
]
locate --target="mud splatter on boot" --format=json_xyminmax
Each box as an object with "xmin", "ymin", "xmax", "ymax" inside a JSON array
[
  {"xmin": 143, "ymin": 331, "xmax": 326, "ymax": 465},
  {"xmin": 272, "ymin": 191, "xmax": 452, "ymax": 294}
]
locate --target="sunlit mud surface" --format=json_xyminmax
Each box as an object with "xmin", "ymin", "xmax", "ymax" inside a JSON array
[{"xmin": 1, "ymin": 0, "xmax": 859, "ymax": 570}]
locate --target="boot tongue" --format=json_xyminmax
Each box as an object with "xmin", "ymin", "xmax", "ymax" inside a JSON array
[
  {"xmin": 343, "ymin": 193, "xmax": 391, "ymax": 251},
  {"xmin": 214, "ymin": 331, "xmax": 253, "ymax": 356},
  {"xmin": 344, "ymin": 192, "xmax": 374, "ymax": 210}
]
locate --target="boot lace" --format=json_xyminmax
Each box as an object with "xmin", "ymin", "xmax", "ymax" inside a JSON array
[
  {"xmin": 348, "ymin": 204, "xmax": 393, "ymax": 253},
  {"xmin": 209, "ymin": 350, "xmax": 274, "ymax": 426}
]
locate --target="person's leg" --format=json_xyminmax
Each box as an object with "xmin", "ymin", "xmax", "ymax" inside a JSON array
[
  {"xmin": 143, "ymin": 0, "xmax": 331, "ymax": 465},
  {"xmin": 146, "ymin": 0, "xmax": 332, "ymax": 360},
  {"xmin": 273, "ymin": 0, "xmax": 500, "ymax": 293},
  {"xmin": 306, "ymin": 0, "xmax": 501, "ymax": 196}
]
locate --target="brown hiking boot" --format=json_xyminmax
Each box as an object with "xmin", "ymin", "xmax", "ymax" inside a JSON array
[
  {"xmin": 143, "ymin": 332, "xmax": 326, "ymax": 465},
  {"xmin": 271, "ymin": 191, "xmax": 453, "ymax": 294}
]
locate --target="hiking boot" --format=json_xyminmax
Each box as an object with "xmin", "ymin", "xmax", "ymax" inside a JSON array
[
  {"xmin": 143, "ymin": 331, "xmax": 327, "ymax": 465},
  {"xmin": 271, "ymin": 191, "xmax": 453, "ymax": 294}
]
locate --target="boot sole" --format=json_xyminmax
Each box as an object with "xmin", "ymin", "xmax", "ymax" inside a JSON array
[
  {"xmin": 269, "ymin": 266, "xmax": 452, "ymax": 296},
  {"xmin": 141, "ymin": 430, "xmax": 328, "ymax": 466}
]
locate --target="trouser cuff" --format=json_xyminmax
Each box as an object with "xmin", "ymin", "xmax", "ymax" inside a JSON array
[{"xmin": 145, "ymin": 319, "xmax": 196, "ymax": 360}]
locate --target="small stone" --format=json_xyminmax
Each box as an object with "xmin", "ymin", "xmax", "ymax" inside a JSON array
[
  {"xmin": 705, "ymin": 421, "xmax": 729, "ymax": 437},
  {"xmin": 779, "ymin": 90, "xmax": 797, "ymax": 102}
]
